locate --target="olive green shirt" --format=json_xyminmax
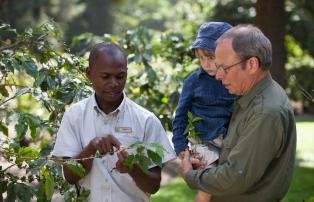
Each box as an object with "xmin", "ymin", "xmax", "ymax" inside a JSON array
[{"xmin": 186, "ymin": 73, "xmax": 297, "ymax": 202}]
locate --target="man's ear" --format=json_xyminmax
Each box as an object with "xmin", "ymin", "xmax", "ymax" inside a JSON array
[
  {"xmin": 248, "ymin": 57, "xmax": 259, "ymax": 74},
  {"xmin": 86, "ymin": 67, "xmax": 91, "ymax": 81}
]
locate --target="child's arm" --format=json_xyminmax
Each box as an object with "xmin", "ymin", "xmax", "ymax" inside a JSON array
[{"xmin": 172, "ymin": 75, "xmax": 195, "ymax": 155}]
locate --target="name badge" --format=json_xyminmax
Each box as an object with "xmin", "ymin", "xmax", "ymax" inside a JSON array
[{"xmin": 115, "ymin": 127, "xmax": 132, "ymax": 134}]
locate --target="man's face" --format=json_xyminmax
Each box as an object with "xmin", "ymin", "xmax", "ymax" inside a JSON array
[
  {"xmin": 215, "ymin": 39, "xmax": 249, "ymax": 96},
  {"xmin": 87, "ymin": 54, "xmax": 127, "ymax": 106}
]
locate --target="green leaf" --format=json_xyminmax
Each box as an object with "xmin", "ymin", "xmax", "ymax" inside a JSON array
[
  {"xmin": 43, "ymin": 169, "xmax": 55, "ymax": 200},
  {"xmin": 161, "ymin": 96, "xmax": 168, "ymax": 104},
  {"xmin": 0, "ymin": 85, "xmax": 9, "ymax": 97},
  {"xmin": 63, "ymin": 160, "xmax": 86, "ymax": 178},
  {"xmin": 146, "ymin": 143, "xmax": 165, "ymax": 158},
  {"xmin": 0, "ymin": 122, "xmax": 8, "ymax": 136},
  {"xmin": 136, "ymin": 145, "xmax": 145, "ymax": 154},
  {"xmin": 6, "ymin": 182, "xmax": 16, "ymax": 202},
  {"xmin": 183, "ymin": 125, "xmax": 189, "ymax": 135},
  {"xmin": 123, "ymin": 155, "xmax": 136, "ymax": 170},
  {"xmin": 29, "ymin": 123, "xmax": 39, "ymax": 141},
  {"xmin": 15, "ymin": 121, "xmax": 27, "ymax": 141},
  {"xmin": 18, "ymin": 146, "xmax": 39, "ymax": 158},
  {"xmin": 22, "ymin": 58, "xmax": 38, "ymax": 78},
  {"xmin": 33, "ymin": 68, "xmax": 48, "ymax": 87},
  {"xmin": 0, "ymin": 179, "xmax": 7, "ymax": 193},
  {"xmin": 192, "ymin": 116, "xmax": 203, "ymax": 123},
  {"xmin": 137, "ymin": 155, "xmax": 151, "ymax": 174},
  {"xmin": 187, "ymin": 111, "xmax": 193, "ymax": 120},
  {"xmin": 15, "ymin": 183, "xmax": 33, "ymax": 202},
  {"xmin": 147, "ymin": 149, "xmax": 162, "ymax": 167},
  {"xmin": 47, "ymin": 76, "xmax": 56, "ymax": 91}
]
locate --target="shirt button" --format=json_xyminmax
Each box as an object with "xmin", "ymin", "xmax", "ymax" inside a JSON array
[{"xmin": 105, "ymin": 178, "xmax": 108, "ymax": 182}]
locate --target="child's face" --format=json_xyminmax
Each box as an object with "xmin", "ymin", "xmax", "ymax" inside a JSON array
[{"xmin": 195, "ymin": 49, "xmax": 217, "ymax": 76}]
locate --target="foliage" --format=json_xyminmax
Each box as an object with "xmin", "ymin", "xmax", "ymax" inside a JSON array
[
  {"xmin": 286, "ymin": 35, "xmax": 314, "ymax": 112},
  {"xmin": 123, "ymin": 141, "xmax": 165, "ymax": 173},
  {"xmin": 0, "ymin": 20, "xmax": 91, "ymax": 201},
  {"xmin": 70, "ymin": 25, "xmax": 195, "ymax": 130},
  {"xmin": 287, "ymin": 67, "xmax": 314, "ymax": 112},
  {"xmin": 183, "ymin": 111, "xmax": 203, "ymax": 144},
  {"xmin": 0, "ymin": 22, "xmax": 174, "ymax": 200}
]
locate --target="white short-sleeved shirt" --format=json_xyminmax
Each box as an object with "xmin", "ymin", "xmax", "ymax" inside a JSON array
[{"xmin": 52, "ymin": 94, "xmax": 176, "ymax": 202}]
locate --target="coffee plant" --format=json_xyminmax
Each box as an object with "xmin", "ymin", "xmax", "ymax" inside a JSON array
[{"xmin": 0, "ymin": 20, "xmax": 197, "ymax": 201}]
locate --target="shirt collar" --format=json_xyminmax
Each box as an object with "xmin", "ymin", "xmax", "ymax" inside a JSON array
[
  {"xmin": 237, "ymin": 73, "xmax": 272, "ymax": 109},
  {"xmin": 92, "ymin": 92, "xmax": 126, "ymax": 116}
]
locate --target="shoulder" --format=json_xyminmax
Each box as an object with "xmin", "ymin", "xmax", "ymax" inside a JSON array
[
  {"xmin": 183, "ymin": 68, "xmax": 201, "ymax": 87},
  {"xmin": 184, "ymin": 68, "xmax": 200, "ymax": 81},
  {"xmin": 64, "ymin": 96, "xmax": 93, "ymax": 118},
  {"xmin": 125, "ymin": 97, "xmax": 157, "ymax": 120},
  {"xmin": 252, "ymin": 81, "xmax": 292, "ymax": 120}
]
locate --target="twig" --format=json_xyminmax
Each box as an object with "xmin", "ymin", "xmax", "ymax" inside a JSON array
[{"xmin": 3, "ymin": 163, "xmax": 16, "ymax": 172}]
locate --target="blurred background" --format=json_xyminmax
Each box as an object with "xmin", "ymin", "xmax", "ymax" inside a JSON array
[{"xmin": 0, "ymin": 0, "xmax": 313, "ymax": 201}]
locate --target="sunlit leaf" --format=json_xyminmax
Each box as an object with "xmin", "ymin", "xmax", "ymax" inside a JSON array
[
  {"xmin": 18, "ymin": 146, "xmax": 39, "ymax": 158},
  {"xmin": 63, "ymin": 160, "xmax": 86, "ymax": 178},
  {"xmin": 44, "ymin": 169, "xmax": 55, "ymax": 200},
  {"xmin": 147, "ymin": 149, "xmax": 162, "ymax": 167},
  {"xmin": 0, "ymin": 122, "xmax": 8, "ymax": 136}
]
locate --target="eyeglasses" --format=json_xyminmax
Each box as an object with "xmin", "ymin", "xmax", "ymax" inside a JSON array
[{"xmin": 215, "ymin": 57, "xmax": 251, "ymax": 75}]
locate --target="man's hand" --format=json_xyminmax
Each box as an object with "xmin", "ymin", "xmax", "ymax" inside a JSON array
[
  {"xmin": 115, "ymin": 146, "xmax": 129, "ymax": 173},
  {"xmin": 178, "ymin": 150, "xmax": 186, "ymax": 160},
  {"xmin": 88, "ymin": 134, "xmax": 121, "ymax": 155},
  {"xmin": 179, "ymin": 149, "xmax": 193, "ymax": 179}
]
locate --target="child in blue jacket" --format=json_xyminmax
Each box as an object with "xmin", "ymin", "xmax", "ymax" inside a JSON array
[{"xmin": 172, "ymin": 22, "xmax": 234, "ymax": 202}]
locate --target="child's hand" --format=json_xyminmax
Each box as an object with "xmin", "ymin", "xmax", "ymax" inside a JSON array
[
  {"xmin": 190, "ymin": 152, "xmax": 206, "ymax": 169},
  {"xmin": 178, "ymin": 150, "xmax": 186, "ymax": 160},
  {"xmin": 179, "ymin": 149, "xmax": 206, "ymax": 168}
]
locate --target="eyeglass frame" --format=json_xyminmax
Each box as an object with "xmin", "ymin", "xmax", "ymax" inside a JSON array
[{"xmin": 215, "ymin": 57, "xmax": 253, "ymax": 75}]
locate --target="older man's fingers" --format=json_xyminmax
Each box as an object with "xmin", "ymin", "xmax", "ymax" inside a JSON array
[{"xmin": 183, "ymin": 149, "xmax": 190, "ymax": 161}]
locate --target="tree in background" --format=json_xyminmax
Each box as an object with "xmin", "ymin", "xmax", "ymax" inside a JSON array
[{"xmin": 256, "ymin": 0, "xmax": 287, "ymax": 87}]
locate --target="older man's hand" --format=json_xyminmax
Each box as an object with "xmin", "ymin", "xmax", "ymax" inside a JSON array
[{"xmin": 179, "ymin": 149, "xmax": 193, "ymax": 179}]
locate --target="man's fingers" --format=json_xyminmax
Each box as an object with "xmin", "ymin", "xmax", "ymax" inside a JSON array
[
  {"xmin": 109, "ymin": 135, "xmax": 121, "ymax": 149},
  {"xmin": 190, "ymin": 157, "xmax": 201, "ymax": 164},
  {"xmin": 183, "ymin": 149, "xmax": 190, "ymax": 161},
  {"xmin": 117, "ymin": 151, "xmax": 124, "ymax": 161}
]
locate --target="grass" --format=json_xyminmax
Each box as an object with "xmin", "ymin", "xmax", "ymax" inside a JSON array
[{"xmin": 152, "ymin": 121, "xmax": 314, "ymax": 202}]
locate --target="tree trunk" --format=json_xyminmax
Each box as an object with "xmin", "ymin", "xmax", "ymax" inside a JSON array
[{"xmin": 255, "ymin": 0, "xmax": 287, "ymax": 88}]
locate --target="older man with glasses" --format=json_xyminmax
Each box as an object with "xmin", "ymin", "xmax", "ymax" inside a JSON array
[{"xmin": 180, "ymin": 24, "xmax": 297, "ymax": 202}]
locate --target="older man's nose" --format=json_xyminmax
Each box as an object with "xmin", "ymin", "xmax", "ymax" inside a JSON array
[{"xmin": 215, "ymin": 69, "xmax": 224, "ymax": 80}]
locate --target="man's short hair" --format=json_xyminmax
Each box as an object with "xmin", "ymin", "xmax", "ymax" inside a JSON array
[
  {"xmin": 89, "ymin": 42, "xmax": 127, "ymax": 68},
  {"xmin": 216, "ymin": 24, "xmax": 272, "ymax": 70}
]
